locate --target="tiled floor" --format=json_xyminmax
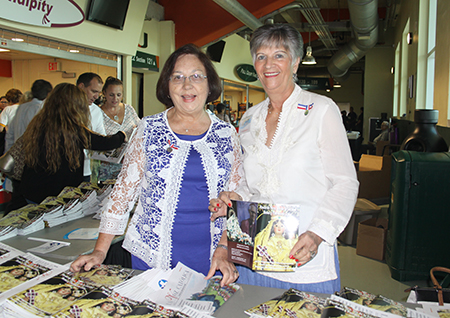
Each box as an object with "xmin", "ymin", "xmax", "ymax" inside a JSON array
[{"xmin": 338, "ymin": 244, "xmax": 428, "ymax": 302}]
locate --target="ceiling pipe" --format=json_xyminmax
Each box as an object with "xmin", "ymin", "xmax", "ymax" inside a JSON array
[
  {"xmin": 327, "ymin": 0, "xmax": 379, "ymax": 79},
  {"xmin": 211, "ymin": 0, "xmax": 263, "ymax": 31}
]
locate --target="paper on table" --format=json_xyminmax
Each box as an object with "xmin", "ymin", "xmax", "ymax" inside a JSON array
[
  {"xmin": 63, "ymin": 227, "xmax": 99, "ymax": 240},
  {"xmin": 27, "ymin": 241, "xmax": 69, "ymax": 254},
  {"xmin": 149, "ymin": 262, "xmax": 207, "ymax": 310}
]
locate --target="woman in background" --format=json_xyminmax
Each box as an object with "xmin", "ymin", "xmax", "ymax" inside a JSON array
[
  {"xmin": 97, "ymin": 76, "xmax": 140, "ymax": 181},
  {"xmin": 19, "ymin": 83, "xmax": 125, "ymax": 204}
]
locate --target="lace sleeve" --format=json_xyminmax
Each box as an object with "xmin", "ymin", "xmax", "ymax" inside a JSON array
[
  {"xmin": 227, "ymin": 127, "xmax": 250, "ymax": 199},
  {"xmin": 99, "ymin": 120, "xmax": 146, "ymax": 235}
]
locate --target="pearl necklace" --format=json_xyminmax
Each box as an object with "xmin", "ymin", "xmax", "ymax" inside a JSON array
[{"xmin": 268, "ymin": 103, "xmax": 281, "ymax": 115}]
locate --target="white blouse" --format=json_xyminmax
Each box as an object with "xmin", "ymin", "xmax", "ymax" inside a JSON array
[{"xmin": 236, "ymin": 85, "xmax": 359, "ymax": 284}]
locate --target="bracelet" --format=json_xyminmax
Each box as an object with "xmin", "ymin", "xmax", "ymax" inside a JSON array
[{"xmin": 216, "ymin": 244, "xmax": 228, "ymax": 251}]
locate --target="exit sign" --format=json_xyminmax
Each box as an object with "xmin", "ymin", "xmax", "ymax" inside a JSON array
[{"xmin": 48, "ymin": 62, "xmax": 60, "ymax": 71}]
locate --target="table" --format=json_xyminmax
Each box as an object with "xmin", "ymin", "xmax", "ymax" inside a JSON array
[
  {"xmin": 1, "ymin": 215, "xmax": 122, "ymax": 265},
  {"xmin": 214, "ymin": 284, "xmax": 286, "ymax": 318}
]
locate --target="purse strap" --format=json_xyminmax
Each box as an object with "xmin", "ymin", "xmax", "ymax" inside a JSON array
[{"xmin": 430, "ymin": 267, "xmax": 450, "ymax": 306}]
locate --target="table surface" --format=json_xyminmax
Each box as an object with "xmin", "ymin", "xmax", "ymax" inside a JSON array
[
  {"xmin": 1, "ymin": 215, "xmax": 123, "ymax": 265},
  {"xmin": 214, "ymin": 284, "xmax": 288, "ymax": 318}
]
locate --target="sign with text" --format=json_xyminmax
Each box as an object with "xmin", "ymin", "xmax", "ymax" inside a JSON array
[
  {"xmin": 297, "ymin": 77, "xmax": 331, "ymax": 90},
  {"xmin": 132, "ymin": 51, "xmax": 159, "ymax": 71},
  {"xmin": 0, "ymin": 0, "xmax": 85, "ymax": 28},
  {"xmin": 235, "ymin": 64, "xmax": 257, "ymax": 82},
  {"xmin": 48, "ymin": 62, "xmax": 60, "ymax": 71}
]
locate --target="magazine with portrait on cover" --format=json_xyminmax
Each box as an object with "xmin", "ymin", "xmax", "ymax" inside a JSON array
[{"xmin": 227, "ymin": 200, "xmax": 303, "ymax": 272}]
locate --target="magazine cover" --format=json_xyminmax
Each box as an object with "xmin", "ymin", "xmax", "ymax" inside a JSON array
[
  {"xmin": 269, "ymin": 288, "xmax": 327, "ymax": 318},
  {"xmin": 245, "ymin": 291, "xmax": 286, "ymax": 317},
  {"xmin": 368, "ymin": 295, "xmax": 408, "ymax": 317},
  {"xmin": 227, "ymin": 200, "xmax": 302, "ymax": 272},
  {"xmin": 6, "ymin": 273, "xmax": 96, "ymax": 317},
  {"xmin": 322, "ymin": 299, "xmax": 379, "ymax": 318},
  {"xmin": 0, "ymin": 255, "xmax": 55, "ymax": 294},
  {"xmin": 187, "ymin": 276, "xmax": 240, "ymax": 313},
  {"xmin": 336, "ymin": 287, "xmax": 377, "ymax": 306},
  {"xmin": 67, "ymin": 264, "xmax": 134, "ymax": 288},
  {"xmin": 54, "ymin": 287, "xmax": 138, "ymax": 318}
]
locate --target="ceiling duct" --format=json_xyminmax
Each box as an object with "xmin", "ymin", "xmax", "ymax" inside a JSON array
[
  {"xmin": 327, "ymin": 0, "xmax": 379, "ymax": 79},
  {"xmin": 211, "ymin": 0, "xmax": 263, "ymax": 31}
]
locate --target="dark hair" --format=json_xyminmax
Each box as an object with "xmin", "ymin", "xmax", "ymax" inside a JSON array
[
  {"xmin": 250, "ymin": 24, "xmax": 303, "ymax": 66},
  {"xmin": 0, "ymin": 96, "xmax": 6, "ymax": 100},
  {"xmin": 216, "ymin": 103, "xmax": 226, "ymax": 113},
  {"xmin": 157, "ymin": 44, "xmax": 221, "ymax": 107},
  {"xmin": 269, "ymin": 219, "xmax": 289, "ymax": 239},
  {"xmin": 5, "ymin": 88, "xmax": 23, "ymax": 104},
  {"xmin": 102, "ymin": 76, "xmax": 123, "ymax": 93},
  {"xmin": 31, "ymin": 79, "xmax": 53, "ymax": 100},
  {"xmin": 76, "ymin": 72, "xmax": 103, "ymax": 87}
]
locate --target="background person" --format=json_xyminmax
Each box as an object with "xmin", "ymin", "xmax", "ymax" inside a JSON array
[
  {"xmin": 19, "ymin": 83, "xmax": 126, "ymax": 205},
  {"xmin": 70, "ymin": 44, "xmax": 243, "ymax": 287},
  {"xmin": 210, "ymin": 24, "xmax": 358, "ymax": 293},
  {"xmin": 5, "ymin": 79, "xmax": 53, "ymax": 152},
  {"xmin": 216, "ymin": 102, "xmax": 231, "ymax": 123},
  {"xmin": 76, "ymin": 72, "xmax": 106, "ymax": 182},
  {"xmin": 96, "ymin": 76, "xmax": 140, "ymax": 182},
  {"xmin": 0, "ymin": 96, "xmax": 8, "ymax": 112},
  {"xmin": 0, "ymin": 88, "xmax": 23, "ymax": 133}
]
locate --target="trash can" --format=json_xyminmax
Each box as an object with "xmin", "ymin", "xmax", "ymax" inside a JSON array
[{"xmin": 339, "ymin": 198, "xmax": 381, "ymax": 245}]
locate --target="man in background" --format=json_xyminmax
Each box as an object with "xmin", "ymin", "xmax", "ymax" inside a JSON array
[
  {"xmin": 5, "ymin": 79, "xmax": 53, "ymax": 152},
  {"xmin": 76, "ymin": 72, "xmax": 106, "ymax": 181}
]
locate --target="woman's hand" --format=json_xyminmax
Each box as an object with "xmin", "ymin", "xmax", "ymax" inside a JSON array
[
  {"xmin": 205, "ymin": 246, "xmax": 239, "ymax": 287},
  {"xmin": 209, "ymin": 191, "xmax": 242, "ymax": 221},
  {"xmin": 69, "ymin": 250, "xmax": 106, "ymax": 273},
  {"xmin": 289, "ymin": 231, "xmax": 323, "ymax": 266}
]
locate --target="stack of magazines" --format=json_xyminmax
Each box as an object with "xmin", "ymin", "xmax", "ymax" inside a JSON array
[
  {"xmin": 77, "ymin": 182, "xmax": 101, "ymax": 216},
  {"xmin": 0, "ymin": 204, "xmax": 45, "ymax": 240},
  {"xmin": 245, "ymin": 286, "xmax": 433, "ymax": 318}
]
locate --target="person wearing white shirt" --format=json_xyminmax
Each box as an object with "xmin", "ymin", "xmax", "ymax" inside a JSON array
[
  {"xmin": 0, "ymin": 88, "xmax": 23, "ymax": 133},
  {"xmin": 76, "ymin": 73, "xmax": 106, "ymax": 181},
  {"xmin": 5, "ymin": 80, "xmax": 53, "ymax": 152}
]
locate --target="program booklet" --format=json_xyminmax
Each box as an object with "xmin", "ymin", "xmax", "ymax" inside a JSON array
[
  {"xmin": 227, "ymin": 200, "xmax": 303, "ymax": 272},
  {"xmin": 91, "ymin": 127, "xmax": 137, "ymax": 164}
]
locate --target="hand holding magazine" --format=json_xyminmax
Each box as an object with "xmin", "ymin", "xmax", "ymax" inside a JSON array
[{"xmin": 91, "ymin": 127, "xmax": 137, "ymax": 164}]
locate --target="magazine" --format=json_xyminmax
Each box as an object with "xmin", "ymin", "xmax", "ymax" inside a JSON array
[
  {"xmin": 245, "ymin": 288, "xmax": 327, "ymax": 318},
  {"xmin": 227, "ymin": 200, "xmax": 303, "ymax": 272},
  {"xmin": 91, "ymin": 127, "xmax": 137, "ymax": 164}
]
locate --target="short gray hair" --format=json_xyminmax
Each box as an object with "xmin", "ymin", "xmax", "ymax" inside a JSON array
[{"xmin": 250, "ymin": 24, "xmax": 303, "ymax": 66}]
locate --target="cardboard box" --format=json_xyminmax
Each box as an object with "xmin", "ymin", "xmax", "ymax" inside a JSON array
[
  {"xmin": 356, "ymin": 218, "xmax": 388, "ymax": 261},
  {"xmin": 357, "ymin": 154, "xmax": 392, "ymax": 200}
]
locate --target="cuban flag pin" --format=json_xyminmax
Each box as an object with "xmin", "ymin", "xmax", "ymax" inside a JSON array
[{"xmin": 297, "ymin": 103, "xmax": 314, "ymax": 115}]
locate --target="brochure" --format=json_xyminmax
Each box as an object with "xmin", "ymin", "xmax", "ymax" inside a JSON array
[{"xmin": 227, "ymin": 200, "xmax": 303, "ymax": 272}]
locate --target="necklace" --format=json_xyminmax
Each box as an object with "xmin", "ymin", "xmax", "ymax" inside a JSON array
[
  {"xmin": 107, "ymin": 106, "xmax": 120, "ymax": 122},
  {"xmin": 268, "ymin": 103, "xmax": 281, "ymax": 115}
]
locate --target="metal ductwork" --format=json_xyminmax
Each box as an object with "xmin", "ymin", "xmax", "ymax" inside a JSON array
[
  {"xmin": 327, "ymin": 0, "xmax": 379, "ymax": 79},
  {"xmin": 211, "ymin": 0, "xmax": 263, "ymax": 31}
]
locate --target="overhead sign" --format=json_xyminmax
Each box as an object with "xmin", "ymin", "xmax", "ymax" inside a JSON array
[
  {"xmin": 132, "ymin": 51, "xmax": 159, "ymax": 71},
  {"xmin": 297, "ymin": 77, "xmax": 331, "ymax": 90},
  {"xmin": 0, "ymin": 0, "xmax": 85, "ymax": 27},
  {"xmin": 235, "ymin": 64, "xmax": 257, "ymax": 82}
]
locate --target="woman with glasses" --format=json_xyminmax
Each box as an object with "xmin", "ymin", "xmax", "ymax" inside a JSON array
[{"xmin": 71, "ymin": 44, "xmax": 243, "ymax": 286}]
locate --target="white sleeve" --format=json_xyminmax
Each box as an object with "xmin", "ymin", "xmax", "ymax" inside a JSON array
[
  {"xmin": 308, "ymin": 103, "xmax": 360, "ymax": 244},
  {"xmin": 89, "ymin": 104, "xmax": 106, "ymax": 135},
  {"xmin": 99, "ymin": 120, "xmax": 146, "ymax": 235}
]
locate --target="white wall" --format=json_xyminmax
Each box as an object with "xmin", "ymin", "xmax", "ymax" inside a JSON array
[
  {"xmin": 0, "ymin": 0, "xmax": 149, "ymax": 57},
  {"xmin": 212, "ymin": 34, "xmax": 262, "ymax": 89}
]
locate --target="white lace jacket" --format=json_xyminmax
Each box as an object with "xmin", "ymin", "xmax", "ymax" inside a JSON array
[{"xmin": 99, "ymin": 109, "xmax": 244, "ymax": 270}]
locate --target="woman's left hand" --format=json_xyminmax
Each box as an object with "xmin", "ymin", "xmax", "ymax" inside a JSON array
[
  {"xmin": 289, "ymin": 231, "xmax": 323, "ymax": 266},
  {"xmin": 205, "ymin": 246, "xmax": 239, "ymax": 287}
]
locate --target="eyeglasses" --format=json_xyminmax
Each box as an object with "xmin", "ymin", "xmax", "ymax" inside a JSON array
[{"xmin": 170, "ymin": 73, "xmax": 207, "ymax": 84}]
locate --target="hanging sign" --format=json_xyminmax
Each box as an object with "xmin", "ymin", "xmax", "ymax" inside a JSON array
[
  {"xmin": 132, "ymin": 51, "xmax": 159, "ymax": 71},
  {"xmin": 0, "ymin": 0, "xmax": 85, "ymax": 28},
  {"xmin": 235, "ymin": 64, "xmax": 258, "ymax": 82},
  {"xmin": 297, "ymin": 77, "xmax": 331, "ymax": 90}
]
